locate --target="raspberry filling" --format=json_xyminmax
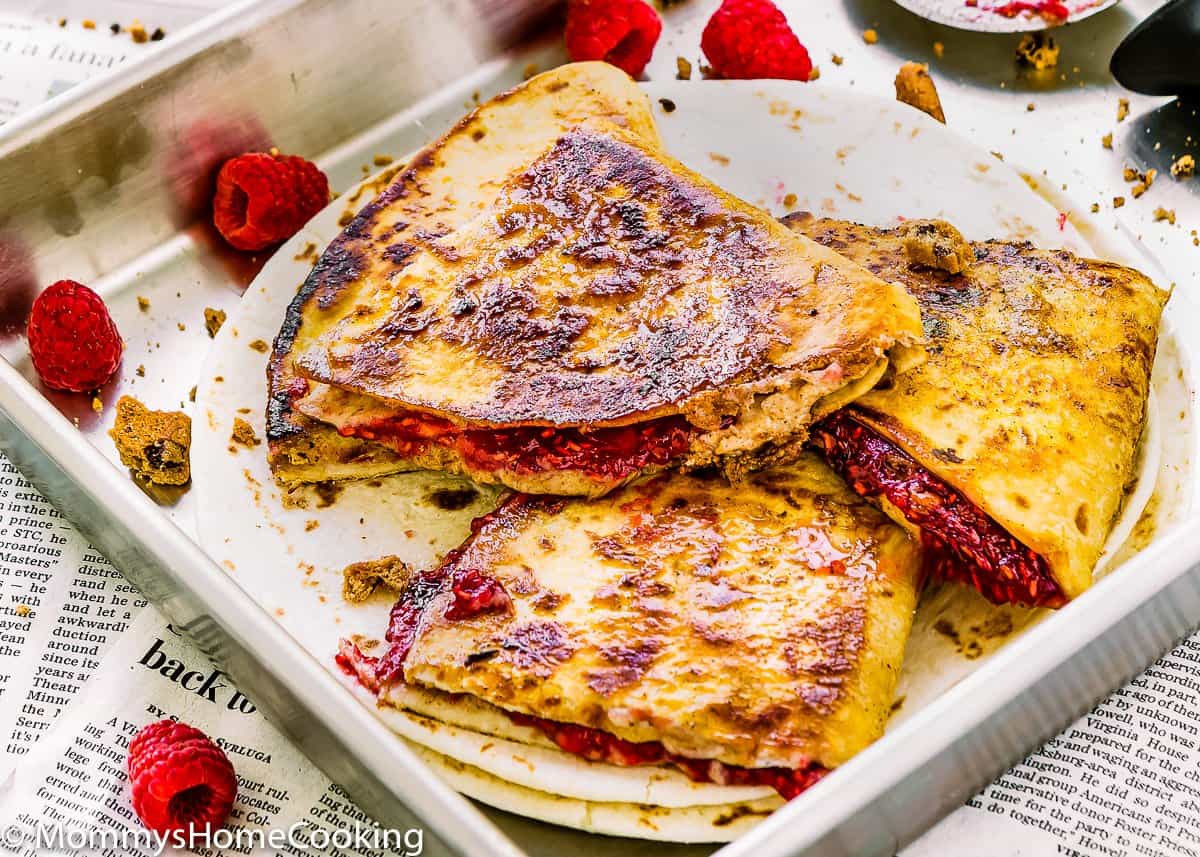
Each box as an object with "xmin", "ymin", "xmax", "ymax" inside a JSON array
[
  {"xmin": 338, "ymin": 642, "xmax": 828, "ymax": 802},
  {"xmin": 341, "ymin": 411, "xmax": 694, "ymax": 482},
  {"xmin": 508, "ymin": 711, "xmax": 828, "ymax": 800},
  {"xmin": 810, "ymin": 410, "xmax": 1063, "ymax": 607},
  {"xmin": 984, "ymin": 1, "xmax": 1070, "ymax": 21}
]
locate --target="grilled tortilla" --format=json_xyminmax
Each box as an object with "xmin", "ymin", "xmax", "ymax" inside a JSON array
[
  {"xmin": 280, "ymin": 116, "xmax": 924, "ymax": 496},
  {"xmin": 354, "ymin": 453, "xmax": 921, "ymax": 796},
  {"xmin": 785, "ymin": 214, "xmax": 1168, "ymax": 605},
  {"xmin": 268, "ymin": 62, "xmax": 663, "ymax": 486}
]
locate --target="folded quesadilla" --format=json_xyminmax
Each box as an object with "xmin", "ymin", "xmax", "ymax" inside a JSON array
[
  {"xmin": 342, "ymin": 454, "xmax": 921, "ymax": 799},
  {"xmin": 785, "ymin": 214, "xmax": 1168, "ymax": 606},
  {"xmin": 268, "ymin": 62, "xmax": 663, "ymax": 486},
  {"xmin": 269, "ymin": 64, "xmax": 925, "ymax": 498}
]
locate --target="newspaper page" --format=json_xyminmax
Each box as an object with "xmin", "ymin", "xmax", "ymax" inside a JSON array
[
  {"xmin": 0, "ymin": 608, "xmax": 425, "ymax": 856},
  {"xmin": 0, "ymin": 2, "xmax": 219, "ymax": 764}
]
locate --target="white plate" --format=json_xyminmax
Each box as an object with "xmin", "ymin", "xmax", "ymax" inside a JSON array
[
  {"xmin": 192, "ymin": 80, "xmax": 1195, "ymax": 838},
  {"xmin": 890, "ymin": 0, "xmax": 1119, "ymax": 32}
]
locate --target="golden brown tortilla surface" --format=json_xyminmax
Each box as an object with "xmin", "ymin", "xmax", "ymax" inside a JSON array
[
  {"xmin": 397, "ymin": 454, "xmax": 921, "ymax": 772},
  {"xmin": 786, "ymin": 214, "xmax": 1168, "ymax": 601}
]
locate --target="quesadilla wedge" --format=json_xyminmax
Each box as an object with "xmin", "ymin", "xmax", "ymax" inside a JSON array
[
  {"xmin": 268, "ymin": 62, "xmax": 663, "ymax": 486},
  {"xmin": 785, "ymin": 214, "xmax": 1168, "ymax": 605},
  {"xmin": 270, "ymin": 64, "xmax": 924, "ymax": 498},
  {"xmin": 341, "ymin": 453, "xmax": 921, "ymax": 799}
]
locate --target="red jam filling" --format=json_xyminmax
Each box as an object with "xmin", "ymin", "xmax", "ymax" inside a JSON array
[
  {"xmin": 338, "ymin": 642, "xmax": 828, "ymax": 802},
  {"xmin": 979, "ymin": 1, "xmax": 1070, "ymax": 20},
  {"xmin": 341, "ymin": 411, "xmax": 694, "ymax": 482},
  {"xmin": 508, "ymin": 712, "xmax": 829, "ymax": 800},
  {"xmin": 810, "ymin": 410, "xmax": 1064, "ymax": 608}
]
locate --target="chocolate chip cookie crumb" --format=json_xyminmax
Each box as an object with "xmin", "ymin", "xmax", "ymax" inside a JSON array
[
  {"xmin": 342, "ymin": 555, "xmax": 415, "ymax": 603},
  {"xmin": 203, "ymin": 307, "xmax": 227, "ymax": 338},
  {"xmin": 899, "ymin": 219, "xmax": 972, "ymax": 274},
  {"xmin": 676, "ymin": 56, "xmax": 692, "ymax": 79},
  {"xmin": 109, "ymin": 396, "xmax": 191, "ymax": 486},
  {"xmin": 1171, "ymin": 154, "xmax": 1195, "ymax": 179},
  {"xmin": 137, "ymin": 296, "xmax": 150, "ymax": 312},
  {"xmin": 1116, "ymin": 97, "xmax": 1129, "ymax": 122},
  {"xmin": 249, "ymin": 339, "xmax": 269, "ymax": 353},
  {"xmin": 1015, "ymin": 32, "xmax": 1058, "ymax": 70}
]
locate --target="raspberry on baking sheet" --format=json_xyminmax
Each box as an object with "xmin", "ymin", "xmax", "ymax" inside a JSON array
[
  {"xmin": 212, "ymin": 152, "xmax": 329, "ymax": 252},
  {"xmin": 127, "ymin": 720, "xmax": 237, "ymax": 836},
  {"xmin": 565, "ymin": 0, "xmax": 662, "ymax": 78},
  {"xmin": 26, "ymin": 279, "xmax": 123, "ymax": 393},
  {"xmin": 701, "ymin": 0, "xmax": 813, "ymax": 82}
]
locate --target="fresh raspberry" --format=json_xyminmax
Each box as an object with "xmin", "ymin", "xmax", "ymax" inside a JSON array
[
  {"xmin": 565, "ymin": 0, "xmax": 662, "ymax": 78},
  {"xmin": 701, "ymin": 0, "xmax": 813, "ymax": 81},
  {"xmin": 127, "ymin": 720, "xmax": 237, "ymax": 836},
  {"xmin": 26, "ymin": 280, "xmax": 122, "ymax": 392},
  {"xmin": 212, "ymin": 152, "xmax": 328, "ymax": 251}
]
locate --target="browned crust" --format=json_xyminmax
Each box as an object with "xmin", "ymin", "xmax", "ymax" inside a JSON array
[
  {"xmin": 401, "ymin": 456, "xmax": 922, "ymax": 770},
  {"xmin": 783, "ymin": 213, "xmax": 1168, "ymax": 599}
]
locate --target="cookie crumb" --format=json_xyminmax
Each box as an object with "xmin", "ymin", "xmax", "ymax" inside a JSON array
[
  {"xmin": 1153, "ymin": 207, "xmax": 1176, "ymax": 224},
  {"xmin": 675, "ymin": 56, "xmax": 692, "ymax": 79},
  {"xmin": 658, "ymin": 97, "xmax": 676, "ymax": 113},
  {"xmin": 895, "ymin": 62, "xmax": 945, "ymax": 124},
  {"xmin": 1101, "ymin": 132, "xmax": 1113, "ymax": 150},
  {"xmin": 129, "ymin": 21, "xmax": 147, "ymax": 43},
  {"xmin": 1090, "ymin": 203, "xmax": 1100, "ymax": 213},
  {"xmin": 832, "ymin": 53, "xmax": 844, "ymax": 66},
  {"xmin": 305, "ymin": 519, "xmax": 319, "ymax": 532},
  {"xmin": 249, "ymin": 339, "xmax": 269, "ymax": 353},
  {"xmin": 1113, "ymin": 196, "xmax": 1125, "ymax": 208},
  {"xmin": 1016, "ymin": 32, "xmax": 1058, "ymax": 70},
  {"xmin": 204, "ymin": 307, "xmax": 227, "ymax": 338},
  {"xmin": 15, "ymin": 604, "xmax": 30, "ymax": 617},
  {"xmin": 783, "ymin": 192, "xmax": 798, "ymax": 208},
  {"xmin": 230, "ymin": 418, "xmax": 261, "ymax": 448},
  {"xmin": 1171, "ymin": 153, "xmax": 1195, "ymax": 179},
  {"xmin": 188, "ymin": 385, "xmax": 197, "ymax": 402},
  {"xmin": 135, "ymin": 364, "xmax": 145, "ymax": 377},
  {"xmin": 932, "ymin": 42, "xmax": 944, "ymax": 59},
  {"xmin": 82, "ymin": 19, "xmax": 96, "ymax": 29},
  {"xmin": 863, "ymin": 28, "xmax": 878, "ymax": 44},
  {"xmin": 109, "ymin": 396, "xmax": 191, "ymax": 486},
  {"xmin": 808, "ymin": 66, "xmax": 820, "ymax": 82},
  {"xmin": 1116, "ymin": 97, "xmax": 1129, "ymax": 122},
  {"xmin": 150, "ymin": 27, "xmax": 165, "ymax": 41},
  {"xmin": 137, "ymin": 296, "xmax": 151, "ymax": 312},
  {"xmin": 342, "ymin": 556, "xmax": 415, "ymax": 603},
  {"xmin": 91, "ymin": 396, "xmax": 103, "ymax": 415},
  {"xmin": 899, "ymin": 219, "xmax": 973, "ymax": 274}
]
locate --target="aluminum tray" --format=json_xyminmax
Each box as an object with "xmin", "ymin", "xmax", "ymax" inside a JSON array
[{"xmin": 0, "ymin": 2, "xmax": 1198, "ymax": 856}]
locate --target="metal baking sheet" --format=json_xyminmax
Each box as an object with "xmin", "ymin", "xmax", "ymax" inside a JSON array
[{"xmin": 0, "ymin": 1, "xmax": 1197, "ymax": 856}]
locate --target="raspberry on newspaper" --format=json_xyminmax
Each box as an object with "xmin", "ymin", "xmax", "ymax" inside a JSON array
[{"xmin": 127, "ymin": 720, "xmax": 237, "ymax": 836}]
